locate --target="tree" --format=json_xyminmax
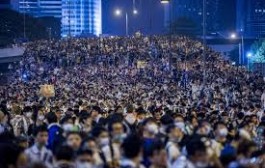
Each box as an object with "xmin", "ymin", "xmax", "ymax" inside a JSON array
[{"xmin": 250, "ymin": 40, "xmax": 265, "ymax": 63}]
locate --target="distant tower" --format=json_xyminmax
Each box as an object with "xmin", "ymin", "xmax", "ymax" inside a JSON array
[
  {"xmin": 61, "ymin": 0, "xmax": 102, "ymax": 37},
  {"xmin": 237, "ymin": 0, "xmax": 265, "ymax": 37},
  {"xmin": 18, "ymin": 0, "xmax": 61, "ymax": 18},
  {"xmin": 164, "ymin": 0, "xmax": 220, "ymax": 33}
]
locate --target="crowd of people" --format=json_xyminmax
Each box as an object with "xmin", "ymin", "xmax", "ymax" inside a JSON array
[{"xmin": 0, "ymin": 35, "xmax": 265, "ymax": 168}]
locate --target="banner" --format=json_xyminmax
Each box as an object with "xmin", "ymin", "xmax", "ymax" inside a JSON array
[
  {"xmin": 137, "ymin": 61, "xmax": 147, "ymax": 69},
  {"xmin": 39, "ymin": 84, "xmax": 55, "ymax": 98}
]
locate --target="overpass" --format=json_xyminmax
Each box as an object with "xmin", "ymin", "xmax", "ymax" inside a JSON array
[{"xmin": 0, "ymin": 47, "xmax": 25, "ymax": 63}]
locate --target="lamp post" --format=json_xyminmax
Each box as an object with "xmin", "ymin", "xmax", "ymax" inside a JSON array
[
  {"xmin": 246, "ymin": 52, "xmax": 252, "ymax": 71},
  {"xmin": 230, "ymin": 33, "xmax": 244, "ymax": 66},
  {"xmin": 114, "ymin": 9, "xmax": 137, "ymax": 36}
]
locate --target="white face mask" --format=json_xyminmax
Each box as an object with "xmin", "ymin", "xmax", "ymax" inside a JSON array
[
  {"xmin": 218, "ymin": 128, "xmax": 228, "ymax": 137},
  {"xmin": 25, "ymin": 112, "xmax": 32, "ymax": 118},
  {"xmin": 38, "ymin": 115, "xmax": 45, "ymax": 121},
  {"xmin": 205, "ymin": 125, "xmax": 211, "ymax": 135},
  {"xmin": 147, "ymin": 124, "xmax": 159, "ymax": 135},
  {"xmin": 125, "ymin": 114, "xmax": 136, "ymax": 125},
  {"xmin": 62, "ymin": 123, "xmax": 74, "ymax": 132},
  {"xmin": 77, "ymin": 162, "xmax": 93, "ymax": 168},
  {"xmin": 99, "ymin": 137, "xmax": 109, "ymax": 147},
  {"xmin": 195, "ymin": 161, "xmax": 208, "ymax": 168}
]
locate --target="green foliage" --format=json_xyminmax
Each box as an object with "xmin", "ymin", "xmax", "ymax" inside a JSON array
[{"xmin": 250, "ymin": 40, "xmax": 265, "ymax": 63}]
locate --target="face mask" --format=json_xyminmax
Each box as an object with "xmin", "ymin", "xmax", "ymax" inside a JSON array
[
  {"xmin": 38, "ymin": 115, "xmax": 45, "ymax": 121},
  {"xmin": 159, "ymin": 126, "xmax": 166, "ymax": 134},
  {"xmin": 175, "ymin": 122, "xmax": 185, "ymax": 132},
  {"xmin": 138, "ymin": 118, "xmax": 144, "ymax": 123},
  {"xmin": 77, "ymin": 162, "xmax": 93, "ymax": 168},
  {"xmin": 125, "ymin": 114, "xmax": 136, "ymax": 125},
  {"xmin": 195, "ymin": 161, "xmax": 208, "ymax": 168},
  {"xmin": 100, "ymin": 137, "xmax": 109, "ymax": 147},
  {"xmin": 62, "ymin": 123, "xmax": 74, "ymax": 132},
  {"xmin": 113, "ymin": 133, "xmax": 126, "ymax": 143},
  {"xmin": 218, "ymin": 128, "xmax": 228, "ymax": 137},
  {"xmin": 205, "ymin": 125, "xmax": 211, "ymax": 135},
  {"xmin": 147, "ymin": 124, "xmax": 158, "ymax": 135},
  {"xmin": 25, "ymin": 112, "xmax": 32, "ymax": 118}
]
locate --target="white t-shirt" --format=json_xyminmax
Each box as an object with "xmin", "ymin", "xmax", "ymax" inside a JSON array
[
  {"xmin": 102, "ymin": 143, "xmax": 121, "ymax": 163},
  {"xmin": 166, "ymin": 141, "xmax": 180, "ymax": 168}
]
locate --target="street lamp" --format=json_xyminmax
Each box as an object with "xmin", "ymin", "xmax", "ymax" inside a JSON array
[
  {"xmin": 115, "ymin": 9, "xmax": 121, "ymax": 16},
  {"xmin": 114, "ymin": 9, "xmax": 138, "ymax": 36},
  {"xmin": 161, "ymin": 0, "xmax": 170, "ymax": 4},
  {"xmin": 230, "ymin": 32, "xmax": 245, "ymax": 66},
  {"xmin": 230, "ymin": 33, "xmax": 236, "ymax": 39},
  {"xmin": 246, "ymin": 52, "xmax": 253, "ymax": 70},
  {"xmin": 247, "ymin": 52, "xmax": 253, "ymax": 58}
]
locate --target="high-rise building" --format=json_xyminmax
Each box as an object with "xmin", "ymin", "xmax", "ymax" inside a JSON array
[
  {"xmin": 164, "ymin": 0, "xmax": 220, "ymax": 33},
  {"xmin": 18, "ymin": 0, "xmax": 61, "ymax": 18},
  {"xmin": 102, "ymin": 0, "xmax": 164, "ymax": 35},
  {"xmin": 237, "ymin": 0, "xmax": 265, "ymax": 38},
  {"xmin": 61, "ymin": 0, "xmax": 102, "ymax": 37},
  {"xmin": 0, "ymin": 0, "xmax": 11, "ymax": 9}
]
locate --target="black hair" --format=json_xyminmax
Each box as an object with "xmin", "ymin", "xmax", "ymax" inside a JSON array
[
  {"xmin": 46, "ymin": 112, "xmax": 58, "ymax": 124},
  {"xmin": 186, "ymin": 138, "xmax": 206, "ymax": 157},
  {"xmin": 60, "ymin": 115, "xmax": 73, "ymax": 125},
  {"xmin": 237, "ymin": 140, "xmax": 257, "ymax": 157},
  {"xmin": 108, "ymin": 119, "xmax": 126, "ymax": 133},
  {"xmin": 91, "ymin": 126, "xmax": 107, "ymax": 138},
  {"xmin": 76, "ymin": 148, "xmax": 93, "ymax": 156},
  {"xmin": 160, "ymin": 114, "xmax": 174, "ymax": 125},
  {"xmin": 55, "ymin": 145, "xmax": 74, "ymax": 161},
  {"xmin": 122, "ymin": 134, "xmax": 142, "ymax": 159},
  {"xmin": 66, "ymin": 131, "xmax": 81, "ymax": 139},
  {"xmin": 79, "ymin": 113, "xmax": 91, "ymax": 124},
  {"xmin": 0, "ymin": 144, "xmax": 24, "ymax": 168},
  {"xmin": 213, "ymin": 121, "xmax": 226, "ymax": 131},
  {"xmin": 141, "ymin": 117, "xmax": 156, "ymax": 127},
  {"xmin": 146, "ymin": 140, "xmax": 164, "ymax": 158},
  {"xmin": 33, "ymin": 125, "xmax": 48, "ymax": 137},
  {"xmin": 81, "ymin": 136, "xmax": 96, "ymax": 148},
  {"xmin": 237, "ymin": 112, "xmax": 245, "ymax": 120},
  {"xmin": 92, "ymin": 106, "xmax": 101, "ymax": 113}
]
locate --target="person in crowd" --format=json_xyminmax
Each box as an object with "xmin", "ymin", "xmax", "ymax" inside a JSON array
[
  {"xmin": 66, "ymin": 131, "xmax": 82, "ymax": 152},
  {"xmin": 0, "ymin": 144, "xmax": 28, "ymax": 168},
  {"xmin": 165, "ymin": 124, "xmax": 182, "ymax": 167},
  {"xmin": 141, "ymin": 118, "xmax": 159, "ymax": 168},
  {"xmin": 148, "ymin": 140, "xmax": 167, "ymax": 168},
  {"xmin": 0, "ymin": 35, "xmax": 265, "ymax": 168},
  {"xmin": 172, "ymin": 138, "xmax": 209, "ymax": 168},
  {"xmin": 120, "ymin": 134, "xmax": 144, "ymax": 168},
  {"xmin": 75, "ymin": 148, "xmax": 95, "ymax": 168},
  {"xmin": 25, "ymin": 125, "xmax": 53, "ymax": 167},
  {"xmin": 46, "ymin": 112, "xmax": 64, "ymax": 152},
  {"xmin": 54, "ymin": 145, "xmax": 75, "ymax": 168},
  {"xmin": 102, "ymin": 119, "xmax": 126, "ymax": 168}
]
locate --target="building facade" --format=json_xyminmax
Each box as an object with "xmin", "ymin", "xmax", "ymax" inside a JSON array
[
  {"xmin": 237, "ymin": 0, "xmax": 265, "ymax": 38},
  {"xmin": 0, "ymin": 0, "xmax": 11, "ymax": 9},
  {"xmin": 61, "ymin": 0, "xmax": 102, "ymax": 37},
  {"xmin": 164, "ymin": 0, "xmax": 220, "ymax": 34},
  {"xmin": 17, "ymin": 0, "xmax": 61, "ymax": 18}
]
